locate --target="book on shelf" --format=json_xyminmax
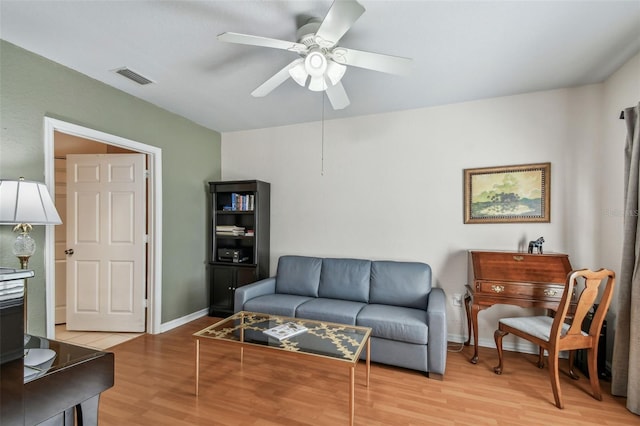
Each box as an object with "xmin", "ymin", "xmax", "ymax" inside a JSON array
[
  {"xmin": 263, "ymin": 322, "xmax": 308, "ymax": 340},
  {"xmin": 215, "ymin": 225, "xmax": 245, "ymax": 236},
  {"xmin": 222, "ymin": 193, "xmax": 255, "ymax": 212}
]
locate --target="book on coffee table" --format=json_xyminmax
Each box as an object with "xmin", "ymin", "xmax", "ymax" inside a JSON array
[{"xmin": 263, "ymin": 322, "xmax": 308, "ymax": 340}]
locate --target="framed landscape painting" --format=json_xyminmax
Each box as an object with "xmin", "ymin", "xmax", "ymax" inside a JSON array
[{"xmin": 464, "ymin": 162, "xmax": 550, "ymax": 224}]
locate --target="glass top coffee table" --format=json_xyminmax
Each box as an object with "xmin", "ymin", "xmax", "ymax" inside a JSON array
[{"xmin": 193, "ymin": 311, "xmax": 372, "ymax": 425}]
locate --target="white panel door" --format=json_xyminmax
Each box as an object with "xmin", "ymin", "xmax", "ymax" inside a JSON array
[
  {"xmin": 66, "ymin": 154, "xmax": 146, "ymax": 332},
  {"xmin": 54, "ymin": 158, "xmax": 68, "ymax": 324}
]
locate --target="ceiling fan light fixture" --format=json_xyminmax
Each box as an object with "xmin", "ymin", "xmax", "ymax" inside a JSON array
[
  {"xmin": 326, "ymin": 60, "xmax": 346, "ymax": 86},
  {"xmin": 218, "ymin": 0, "xmax": 412, "ymax": 109},
  {"xmin": 305, "ymin": 49, "xmax": 327, "ymax": 77},
  {"xmin": 308, "ymin": 75, "xmax": 327, "ymax": 92},
  {"xmin": 288, "ymin": 61, "xmax": 308, "ymax": 87}
]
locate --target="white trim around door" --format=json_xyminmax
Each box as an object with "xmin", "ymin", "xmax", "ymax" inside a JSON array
[{"xmin": 43, "ymin": 117, "xmax": 163, "ymax": 337}]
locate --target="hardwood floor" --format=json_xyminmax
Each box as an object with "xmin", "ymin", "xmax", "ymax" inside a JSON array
[{"xmin": 98, "ymin": 317, "xmax": 636, "ymax": 425}]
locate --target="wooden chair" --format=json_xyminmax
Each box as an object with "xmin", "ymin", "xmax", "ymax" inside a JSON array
[{"xmin": 493, "ymin": 268, "xmax": 615, "ymax": 408}]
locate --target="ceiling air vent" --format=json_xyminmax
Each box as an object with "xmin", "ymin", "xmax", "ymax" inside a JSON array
[{"xmin": 114, "ymin": 67, "xmax": 154, "ymax": 85}]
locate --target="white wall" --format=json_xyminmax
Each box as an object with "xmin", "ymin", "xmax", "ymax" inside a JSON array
[{"xmin": 222, "ymin": 54, "xmax": 639, "ymax": 351}]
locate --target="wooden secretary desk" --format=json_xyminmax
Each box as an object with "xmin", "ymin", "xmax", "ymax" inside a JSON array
[{"xmin": 465, "ymin": 250, "xmax": 573, "ymax": 364}]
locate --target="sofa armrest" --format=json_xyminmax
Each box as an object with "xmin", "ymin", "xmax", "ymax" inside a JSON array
[
  {"xmin": 426, "ymin": 287, "xmax": 447, "ymax": 378},
  {"xmin": 234, "ymin": 277, "xmax": 277, "ymax": 313}
]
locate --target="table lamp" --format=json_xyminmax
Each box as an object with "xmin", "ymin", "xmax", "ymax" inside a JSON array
[{"xmin": 0, "ymin": 178, "xmax": 62, "ymax": 330}]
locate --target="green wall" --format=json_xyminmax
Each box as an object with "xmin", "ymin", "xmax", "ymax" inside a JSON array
[{"xmin": 0, "ymin": 40, "xmax": 221, "ymax": 334}]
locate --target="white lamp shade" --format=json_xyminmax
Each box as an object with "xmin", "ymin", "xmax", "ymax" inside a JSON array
[
  {"xmin": 326, "ymin": 60, "xmax": 347, "ymax": 86},
  {"xmin": 288, "ymin": 61, "xmax": 308, "ymax": 87},
  {"xmin": 308, "ymin": 75, "xmax": 328, "ymax": 92},
  {"xmin": 0, "ymin": 179, "xmax": 62, "ymax": 225}
]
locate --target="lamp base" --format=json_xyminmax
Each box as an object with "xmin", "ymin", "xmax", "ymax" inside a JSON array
[
  {"xmin": 17, "ymin": 256, "xmax": 30, "ymax": 270},
  {"xmin": 12, "ymin": 225, "xmax": 36, "ymax": 264},
  {"xmin": 17, "ymin": 256, "xmax": 30, "ymax": 333}
]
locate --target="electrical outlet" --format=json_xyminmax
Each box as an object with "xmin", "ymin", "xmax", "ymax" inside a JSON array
[{"xmin": 452, "ymin": 293, "xmax": 462, "ymax": 307}]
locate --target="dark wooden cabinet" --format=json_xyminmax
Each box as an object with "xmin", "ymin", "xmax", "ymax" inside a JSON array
[
  {"xmin": 210, "ymin": 266, "xmax": 258, "ymax": 314},
  {"xmin": 208, "ymin": 180, "xmax": 270, "ymax": 317},
  {"xmin": 465, "ymin": 250, "xmax": 573, "ymax": 364}
]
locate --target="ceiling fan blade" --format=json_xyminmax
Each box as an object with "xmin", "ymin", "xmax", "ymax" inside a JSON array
[
  {"xmin": 218, "ymin": 32, "xmax": 307, "ymax": 53},
  {"xmin": 251, "ymin": 59, "xmax": 302, "ymax": 97},
  {"xmin": 325, "ymin": 81, "xmax": 350, "ymax": 110},
  {"xmin": 315, "ymin": 0, "xmax": 365, "ymax": 48},
  {"xmin": 331, "ymin": 47, "xmax": 413, "ymax": 75}
]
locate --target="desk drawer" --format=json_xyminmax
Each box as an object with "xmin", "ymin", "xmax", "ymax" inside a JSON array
[
  {"xmin": 469, "ymin": 251, "xmax": 571, "ymax": 284},
  {"xmin": 476, "ymin": 280, "xmax": 566, "ymax": 302}
]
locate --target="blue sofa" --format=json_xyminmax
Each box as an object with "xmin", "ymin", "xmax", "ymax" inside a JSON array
[{"xmin": 234, "ymin": 255, "xmax": 447, "ymax": 379}]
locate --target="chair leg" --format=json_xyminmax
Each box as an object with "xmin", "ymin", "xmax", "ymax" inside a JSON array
[
  {"xmin": 568, "ymin": 350, "xmax": 579, "ymax": 380},
  {"xmin": 494, "ymin": 329, "xmax": 508, "ymax": 374},
  {"xmin": 547, "ymin": 349, "xmax": 564, "ymax": 409},
  {"xmin": 586, "ymin": 348, "xmax": 603, "ymax": 400},
  {"xmin": 538, "ymin": 346, "xmax": 545, "ymax": 368}
]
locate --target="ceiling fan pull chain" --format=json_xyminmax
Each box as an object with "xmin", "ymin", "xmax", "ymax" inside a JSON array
[{"xmin": 321, "ymin": 92, "xmax": 325, "ymax": 176}]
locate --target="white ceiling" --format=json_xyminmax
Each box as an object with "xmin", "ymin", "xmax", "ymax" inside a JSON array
[{"xmin": 1, "ymin": 1, "xmax": 639, "ymax": 133}]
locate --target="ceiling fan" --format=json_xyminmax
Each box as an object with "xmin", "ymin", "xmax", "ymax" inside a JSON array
[{"xmin": 217, "ymin": 0, "xmax": 412, "ymax": 110}]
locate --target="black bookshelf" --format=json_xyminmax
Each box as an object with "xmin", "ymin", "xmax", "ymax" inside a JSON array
[{"xmin": 207, "ymin": 180, "xmax": 270, "ymax": 316}]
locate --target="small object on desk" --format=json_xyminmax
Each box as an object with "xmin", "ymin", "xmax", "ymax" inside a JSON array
[
  {"xmin": 23, "ymin": 348, "xmax": 56, "ymax": 381},
  {"xmin": 527, "ymin": 236, "xmax": 544, "ymax": 254}
]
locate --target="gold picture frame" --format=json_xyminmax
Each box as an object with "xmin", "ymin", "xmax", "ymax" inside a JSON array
[{"xmin": 464, "ymin": 162, "xmax": 550, "ymax": 224}]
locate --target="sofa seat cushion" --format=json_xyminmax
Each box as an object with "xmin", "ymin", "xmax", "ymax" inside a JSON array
[
  {"xmin": 295, "ymin": 298, "xmax": 366, "ymax": 325},
  {"xmin": 356, "ymin": 304, "xmax": 428, "ymax": 345},
  {"xmin": 244, "ymin": 294, "xmax": 313, "ymax": 317}
]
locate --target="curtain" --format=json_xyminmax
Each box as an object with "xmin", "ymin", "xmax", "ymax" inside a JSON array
[{"xmin": 612, "ymin": 102, "xmax": 640, "ymax": 415}]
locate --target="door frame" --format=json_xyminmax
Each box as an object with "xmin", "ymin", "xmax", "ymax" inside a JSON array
[{"xmin": 43, "ymin": 117, "xmax": 163, "ymax": 337}]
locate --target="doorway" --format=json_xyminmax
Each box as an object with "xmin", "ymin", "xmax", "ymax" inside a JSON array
[{"xmin": 43, "ymin": 117, "xmax": 163, "ymax": 338}]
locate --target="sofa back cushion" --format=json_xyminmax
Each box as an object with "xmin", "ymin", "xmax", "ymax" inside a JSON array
[
  {"xmin": 319, "ymin": 258, "xmax": 371, "ymax": 303},
  {"xmin": 275, "ymin": 255, "xmax": 322, "ymax": 297},
  {"xmin": 370, "ymin": 261, "xmax": 431, "ymax": 309}
]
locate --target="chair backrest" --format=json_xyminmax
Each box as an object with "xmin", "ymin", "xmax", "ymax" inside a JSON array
[{"xmin": 550, "ymin": 268, "xmax": 615, "ymax": 347}]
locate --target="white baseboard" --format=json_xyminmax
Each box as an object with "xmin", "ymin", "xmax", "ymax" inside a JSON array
[
  {"xmin": 448, "ymin": 333, "xmax": 540, "ymax": 355},
  {"xmin": 159, "ymin": 308, "xmax": 209, "ymax": 333},
  {"xmin": 448, "ymin": 333, "xmax": 573, "ymax": 360}
]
